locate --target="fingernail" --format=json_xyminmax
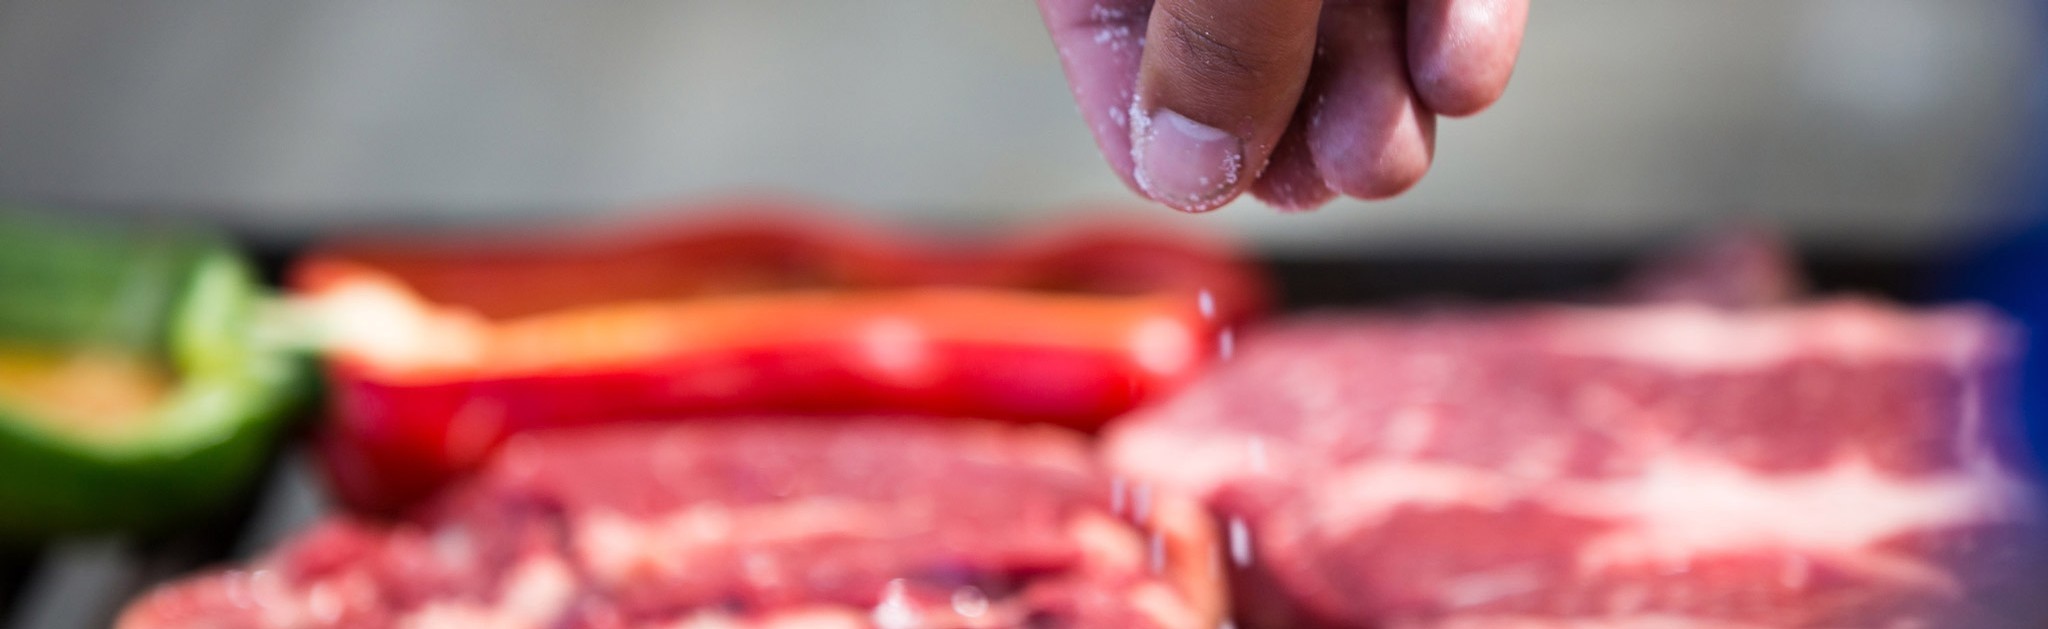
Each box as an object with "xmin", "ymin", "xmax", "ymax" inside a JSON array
[{"xmin": 1131, "ymin": 106, "xmax": 1245, "ymax": 212}]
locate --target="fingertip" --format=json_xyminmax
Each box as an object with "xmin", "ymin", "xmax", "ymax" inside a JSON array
[
  {"xmin": 1414, "ymin": 80, "xmax": 1505, "ymax": 119},
  {"xmin": 1039, "ymin": 0, "xmax": 1153, "ymax": 195},
  {"xmin": 1252, "ymin": 166, "xmax": 1338, "ymax": 211},
  {"xmin": 1306, "ymin": 1, "xmax": 1438, "ymax": 202},
  {"xmin": 1132, "ymin": 105, "xmax": 1267, "ymax": 213},
  {"xmin": 1318, "ymin": 111, "xmax": 1434, "ymax": 201},
  {"xmin": 1353, "ymin": 147, "xmax": 1433, "ymax": 201},
  {"xmin": 1130, "ymin": 0, "xmax": 1320, "ymax": 212},
  {"xmin": 1250, "ymin": 124, "xmax": 1336, "ymax": 211},
  {"xmin": 1408, "ymin": 0, "xmax": 1528, "ymax": 117},
  {"xmin": 1089, "ymin": 97, "xmax": 1145, "ymax": 197},
  {"xmin": 1412, "ymin": 69, "xmax": 1507, "ymax": 119}
]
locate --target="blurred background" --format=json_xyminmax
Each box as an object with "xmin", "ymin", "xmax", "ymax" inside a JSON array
[
  {"xmin": 1, "ymin": 2, "xmax": 2046, "ymax": 627},
  {"xmin": 0, "ymin": 0, "xmax": 2042, "ymax": 256}
]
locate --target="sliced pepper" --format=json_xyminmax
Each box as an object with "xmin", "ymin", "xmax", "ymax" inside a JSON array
[
  {"xmin": 292, "ymin": 199, "xmax": 1269, "ymax": 512},
  {"xmin": 0, "ymin": 210, "xmax": 314, "ymax": 540}
]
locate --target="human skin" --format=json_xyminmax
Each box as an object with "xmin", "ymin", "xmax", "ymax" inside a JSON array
[{"xmin": 1039, "ymin": 0, "xmax": 1529, "ymax": 212}]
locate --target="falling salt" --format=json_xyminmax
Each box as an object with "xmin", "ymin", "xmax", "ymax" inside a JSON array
[
  {"xmin": 1108, "ymin": 105, "xmax": 1128, "ymax": 128},
  {"xmin": 1227, "ymin": 517, "xmax": 1254, "ymax": 567},
  {"xmin": 951, "ymin": 586, "xmax": 990, "ymax": 618},
  {"xmin": 1216, "ymin": 328, "xmax": 1235, "ymax": 360},
  {"xmin": 1110, "ymin": 476, "xmax": 1128, "ymax": 516},
  {"xmin": 1196, "ymin": 290, "xmax": 1216, "ymax": 319},
  {"xmin": 1147, "ymin": 532, "xmax": 1167, "ymax": 575},
  {"xmin": 871, "ymin": 578, "xmax": 918, "ymax": 629}
]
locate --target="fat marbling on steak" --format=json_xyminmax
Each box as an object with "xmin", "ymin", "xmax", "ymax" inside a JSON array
[
  {"xmin": 1106, "ymin": 299, "xmax": 2043, "ymax": 628},
  {"xmin": 122, "ymin": 418, "xmax": 1223, "ymax": 629}
]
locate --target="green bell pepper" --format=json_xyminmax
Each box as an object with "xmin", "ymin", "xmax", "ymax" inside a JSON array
[{"xmin": 0, "ymin": 210, "xmax": 313, "ymax": 540}]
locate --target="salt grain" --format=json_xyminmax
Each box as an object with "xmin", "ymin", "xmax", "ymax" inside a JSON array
[{"xmin": 1227, "ymin": 517, "xmax": 1254, "ymax": 567}]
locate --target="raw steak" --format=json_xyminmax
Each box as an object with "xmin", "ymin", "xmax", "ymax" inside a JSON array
[
  {"xmin": 1621, "ymin": 225, "xmax": 1804, "ymax": 309},
  {"xmin": 121, "ymin": 418, "xmax": 1223, "ymax": 629},
  {"xmin": 1106, "ymin": 299, "xmax": 2044, "ymax": 628}
]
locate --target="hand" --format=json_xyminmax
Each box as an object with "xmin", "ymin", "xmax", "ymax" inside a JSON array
[{"xmin": 1039, "ymin": 0, "xmax": 1527, "ymax": 212}]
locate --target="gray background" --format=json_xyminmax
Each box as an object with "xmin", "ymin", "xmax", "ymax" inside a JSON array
[{"xmin": 0, "ymin": 0, "xmax": 2039, "ymax": 254}]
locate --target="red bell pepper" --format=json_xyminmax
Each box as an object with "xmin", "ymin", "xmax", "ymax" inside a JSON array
[{"xmin": 292, "ymin": 199, "xmax": 1268, "ymax": 512}]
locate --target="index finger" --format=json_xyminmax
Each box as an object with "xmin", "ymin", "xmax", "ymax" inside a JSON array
[{"xmin": 1039, "ymin": 0, "xmax": 1155, "ymax": 197}]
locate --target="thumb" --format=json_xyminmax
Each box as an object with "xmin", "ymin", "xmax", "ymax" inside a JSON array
[{"xmin": 1131, "ymin": 0, "xmax": 1323, "ymax": 212}]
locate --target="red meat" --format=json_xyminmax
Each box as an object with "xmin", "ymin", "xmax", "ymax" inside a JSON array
[
  {"xmin": 122, "ymin": 418, "xmax": 1223, "ymax": 629},
  {"xmin": 1106, "ymin": 300, "xmax": 2044, "ymax": 628},
  {"xmin": 1623, "ymin": 225, "xmax": 1805, "ymax": 309}
]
